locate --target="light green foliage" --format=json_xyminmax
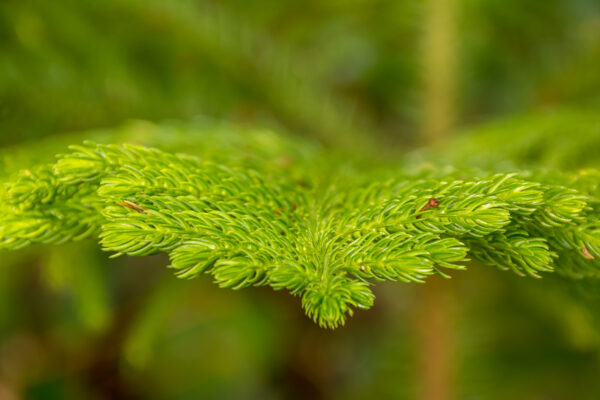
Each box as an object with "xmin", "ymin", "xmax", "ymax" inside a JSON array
[
  {"xmin": 0, "ymin": 0, "xmax": 378, "ymax": 149},
  {"xmin": 1, "ymin": 124, "xmax": 598, "ymax": 328},
  {"xmin": 418, "ymin": 109, "xmax": 600, "ymax": 171}
]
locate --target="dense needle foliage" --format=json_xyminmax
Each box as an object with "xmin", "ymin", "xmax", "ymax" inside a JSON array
[{"xmin": 1, "ymin": 120, "xmax": 598, "ymax": 328}]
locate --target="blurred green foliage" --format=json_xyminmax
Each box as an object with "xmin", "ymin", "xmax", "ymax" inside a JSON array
[{"xmin": 1, "ymin": 0, "xmax": 600, "ymax": 399}]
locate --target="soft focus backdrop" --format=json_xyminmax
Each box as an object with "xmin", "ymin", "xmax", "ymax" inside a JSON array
[{"xmin": 1, "ymin": 0, "xmax": 600, "ymax": 399}]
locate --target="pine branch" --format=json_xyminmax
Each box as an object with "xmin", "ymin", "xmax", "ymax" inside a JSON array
[{"xmin": 1, "ymin": 138, "xmax": 598, "ymax": 328}]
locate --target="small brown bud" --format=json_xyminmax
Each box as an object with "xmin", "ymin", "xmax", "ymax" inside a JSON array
[
  {"xmin": 116, "ymin": 200, "xmax": 146, "ymax": 213},
  {"xmin": 582, "ymin": 247, "xmax": 595, "ymax": 260},
  {"xmin": 417, "ymin": 197, "xmax": 440, "ymax": 217}
]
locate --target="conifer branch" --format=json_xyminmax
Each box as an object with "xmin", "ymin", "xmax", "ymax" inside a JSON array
[{"xmin": 1, "ymin": 139, "xmax": 598, "ymax": 328}]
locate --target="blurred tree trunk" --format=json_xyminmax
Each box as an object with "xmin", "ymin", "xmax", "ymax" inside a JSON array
[
  {"xmin": 417, "ymin": 0, "xmax": 458, "ymax": 399},
  {"xmin": 421, "ymin": 0, "xmax": 457, "ymax": 145}
]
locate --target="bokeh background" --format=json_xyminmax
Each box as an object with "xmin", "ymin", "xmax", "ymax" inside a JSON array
[{"xmin": 1, "ymin": 0, "xmax": 600, "ymax": 399}]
